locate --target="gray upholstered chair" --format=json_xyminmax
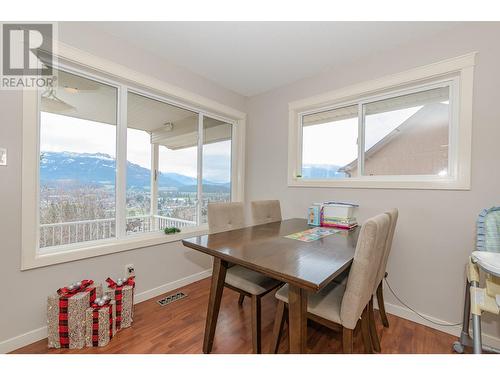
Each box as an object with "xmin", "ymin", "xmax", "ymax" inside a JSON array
[
  {"xmin": 251, "ymin": 200, "xmax": 282, "ymax": 225},
  {"xmin": 207, "ymin": 202, "xmax": 281, "ymax": 353},
  {"xmin": 207, "ymin": 202, "xmax": 246, "ymax": 234},
  {"xmin": 269, "ymin": 213, "xmax": 391, "ymax": 354},
  {"xmin": 329, "ymin": 209, "xmax": 399, "ymax": 352},
  {"xmin": 367, "ymin": 208, "xmax": 399, "ymax": 351}
]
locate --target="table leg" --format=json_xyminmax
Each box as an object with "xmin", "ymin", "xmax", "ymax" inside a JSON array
[
  {"xmin": 203, "ymin": 257, "xmax": 227, "ymax": 353},
  {"xmin": 288, "ymin": 284, "xmax": 307, "ymax": 354}
]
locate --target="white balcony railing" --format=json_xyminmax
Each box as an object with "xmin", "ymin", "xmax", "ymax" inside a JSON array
[{"xmin": 39, "ymin": 215, "xmax": 196, "ymax": 248}]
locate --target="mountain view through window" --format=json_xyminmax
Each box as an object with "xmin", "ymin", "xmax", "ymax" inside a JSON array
[{"xmin": 39, "ymin": 69, "xmax": 232, "ymax": 249}]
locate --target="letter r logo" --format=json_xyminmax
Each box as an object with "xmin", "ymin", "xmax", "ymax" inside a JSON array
[{"xmin": 2, "ymin": 23, "xmax": 53, "ymax": 76}]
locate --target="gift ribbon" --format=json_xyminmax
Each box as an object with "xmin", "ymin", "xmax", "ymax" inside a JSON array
[
  {"xmin": 57, "ymin": 279, "xmax": 94, "ymax": 297},
  {"xmin": 56, "ymin": 280, "xmax": 96, "ymax": 348},
  {"xmin": 91, "ymin": 300, "xmax": 114, "ymax": 347},
  {"xmin": 106, "ymin": 277, "xmax": 135, "ymax": 330}
]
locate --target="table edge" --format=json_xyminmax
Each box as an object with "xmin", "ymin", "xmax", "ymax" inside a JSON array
[{"xmin": 181, "ymin": 238, "xmax": 353, "ymax": 292}]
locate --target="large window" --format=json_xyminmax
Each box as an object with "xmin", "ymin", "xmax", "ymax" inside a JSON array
[
  {"xmin": 127, "ymin": 92, "xmax": 200, "ymax": 234},
  {"xmin": 31, "ymin": 65, "xmax": 240, "ymax": 256},
  {"xmin": 39, "ymin": 70, "xmax": 118, "ymax": 248},
  {"xmin": 289, "ymin": 53, "xmax": 475, "ymax": 190},
  {"xmin": 299, "ymin": 84, "xmax": 451, "ymax": 181}
]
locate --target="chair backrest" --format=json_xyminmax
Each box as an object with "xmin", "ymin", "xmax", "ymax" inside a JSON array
[
  {"xmin": 340, "ymin": 213, "xmax": 391, "ymax": 330},
  {"xmin": 373, "ymin": 208, "xmax": 399, "ymax": 292},
  {"xmin": 477, "ymin": 207, "xmax": 500, "ymax": 253},
  {"xmin": 207, "ymin": 202, "xmax": 245, "ymax": 234},
  {"xmin": 251, "ymin": 200, "xmax": 282, "ymax": 225}
]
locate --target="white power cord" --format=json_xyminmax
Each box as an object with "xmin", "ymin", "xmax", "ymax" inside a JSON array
[{"xmin": 384, "ymin": 277, "xmax": 464, "ymax": 327}]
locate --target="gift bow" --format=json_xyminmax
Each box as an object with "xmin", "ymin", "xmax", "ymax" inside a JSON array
[
  {"xmin": 57, "ymin": 279, "xmax": 94, "ymax": 297},
  {"xmin": 91, "ymin": 299, "xmax": 111, "ymax": 309},
  {"xmin": 106, "ymin": 276, "xmax": 135, "ymax": 289}
]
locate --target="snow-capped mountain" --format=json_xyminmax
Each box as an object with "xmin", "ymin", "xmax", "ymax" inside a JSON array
[{"xmin": 40, "ymin": 151, "xmax": 230, "ymax": 192}]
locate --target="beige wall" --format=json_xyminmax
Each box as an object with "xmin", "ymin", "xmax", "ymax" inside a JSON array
[
  {"xmin": 245, "ymin": 22, "xmax": 500, "ymax": 342},
  {"xmin": 0, "ymin": 23, "xmax": 246, "ymax": 351}
]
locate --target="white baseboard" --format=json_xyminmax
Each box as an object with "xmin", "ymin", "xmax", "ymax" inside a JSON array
[
  {"xmin": 134, "ymin": 269, "xmax": 212, "ymax": 304},
  {"xmin": 0, "ymin": 269, "xmax": 212, "ymax": 354},
  {"xmin": 0, "ymin": 326, "xmax": 48, "ymax": 354},
  {"xmin": 382, "ymin": 300, "xmax": 500, "ymax": 349}
]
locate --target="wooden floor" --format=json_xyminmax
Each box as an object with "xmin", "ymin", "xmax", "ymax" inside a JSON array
[{"xmin": 12, "ymin": 277, "xmax": 457, "ymax": 354}]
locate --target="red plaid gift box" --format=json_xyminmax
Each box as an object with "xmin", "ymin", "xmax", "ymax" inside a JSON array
[
  {"xmin": 85, "ymin": 299, "xmax": 116, "ymax": 347},
  {"xmin": 47, "ymin": 280, "xmax": 103, "ymax": 349},
  {"xmin": 105, "ymin": 276, "xmax": 135, "ymax": 330}
]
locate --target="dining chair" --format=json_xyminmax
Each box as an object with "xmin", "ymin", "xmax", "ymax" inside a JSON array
[
  {"xmin": 207, "ymin": 202, "xmax": 282, "ymax": 353},
  {"xmin": 328, "ymin": 209, "xmax": 399, "ymax": 352},
  {"xmin": 366, "ymin": 209, "xmax": 399, "ymax": 352},
  {"xmin": 269, "ymin": 212, "xmax": 391, "ymax": 354},
  {"xmin": 373, "ymin": 209, "xmax": 399, "ymax": 328},
  {"xmin": 251, "ymin": 200, "xmax": 282, "ymax": 225}
]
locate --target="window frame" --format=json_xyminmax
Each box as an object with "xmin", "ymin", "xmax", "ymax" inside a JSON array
[
  {"xmin": 21, "ymin": 42, "xmax": 246, "ymax": 270},
  {"xmin": 288, "ymin": 53, "xmax": 475, "ymax": 190}
]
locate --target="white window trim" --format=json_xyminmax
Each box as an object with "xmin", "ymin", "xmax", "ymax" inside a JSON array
[
  {"xmin": 21, "ymin": 41, "xmax": 246, "ymax": 270},
  {"xmin": 288, "ymin": 52, "xmax": 476, "ymax": 190}
]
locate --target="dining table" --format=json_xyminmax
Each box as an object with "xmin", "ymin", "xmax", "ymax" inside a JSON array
[{"xmin": 181, "ymin": 218, "xmax": 359, "ymax": 354}]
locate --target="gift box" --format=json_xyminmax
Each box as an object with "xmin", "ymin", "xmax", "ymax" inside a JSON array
[
  {"xmin": 105, "ymin": 276, "xmax": 135, "ymax": 330},
  {"xmin": 85, "ymin": 298, "xmax": 116, "ymax": 347},
  {"xmin": 47, "ymin": 280, "xmax": 103, "ymax": 349}
]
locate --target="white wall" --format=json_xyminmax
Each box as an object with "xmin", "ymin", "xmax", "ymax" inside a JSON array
[
  {"xmin": 0, "ymin": 24, "xmax": 246, "ymax": 352},
  {"xmin": 245, "ymin": 22, "xmax": 500, "ymax": 343}
]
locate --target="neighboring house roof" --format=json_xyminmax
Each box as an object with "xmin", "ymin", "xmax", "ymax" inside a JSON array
[{"xmin": 338, "ymin": 103, "xmax": 448, "ymax": 174}]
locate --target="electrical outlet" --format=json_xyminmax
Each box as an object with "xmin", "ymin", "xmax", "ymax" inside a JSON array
[
  {"xmin": 125, "ymin": 264, "xmax": 135, "ymax": 277},
  {"xmin": 0, "ymin": 148, "xmax": 6, "ymax": 166}
]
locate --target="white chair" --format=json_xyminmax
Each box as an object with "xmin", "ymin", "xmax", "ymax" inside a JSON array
[
  {"xmin": 207, "ymin": 202, "xmax": 282, "ymax": 353},
  {"xmin": 453, "ymin": 207, "xmax": 500, "ymax": 354},
  {"xmin": 269, "ymin": 212, "xmax": 391, "ymax": 353}
]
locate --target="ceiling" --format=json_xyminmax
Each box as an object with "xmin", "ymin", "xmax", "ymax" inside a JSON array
[
  {"xmin": 42, "ymin": 69, "xmax": 231, "ymax": 150},
  {"xmin": 86, "ymin": 22, "xmax": 459, "ymax": 97}
]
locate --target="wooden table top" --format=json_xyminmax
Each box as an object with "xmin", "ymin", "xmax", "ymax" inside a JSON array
[{"xmin": 182, "ymin": 218, "xmax": 359, "ymax": 292}]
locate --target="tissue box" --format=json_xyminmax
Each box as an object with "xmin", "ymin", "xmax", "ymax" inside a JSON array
[{"xmin": 47, "ymin": 280, "xmax": 102, "ymax": 349}]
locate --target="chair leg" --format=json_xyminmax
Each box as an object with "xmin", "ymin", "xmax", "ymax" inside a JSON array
[
  {"xmin": 251, "ymin": 295, "xmax": 262, "ymax": 353},
  {"xmin": 342, "ymin": 327, "xmax": 353, "ymax": 354},
  {"xmin": 376, "ymin": 280, "xmax": 389, "ymax": 328},
  {"xmin": 238, "ymin": 293, "xmax": 245, "ymax": 306},
  {"xmin": 361, "ymin": 306, "xmax": 374, "ymax": 354},
  {"xmin": 269, "ymin": 300, "xmax": 287, "ymax": 353},
  {"xmin": 369, "ymin": 297, "xmax": 381, "ymax": 352}
]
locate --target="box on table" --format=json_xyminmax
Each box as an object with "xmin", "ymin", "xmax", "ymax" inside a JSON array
[
  {"xmin": 47, "ymin": 280, "xmax": 102, "ymax": 349},
  {"xmin": 321, "ymin": 202, "xmax": 359, "ymax": 229},
  {"xmin": 105, "ymin": 277, "xmax": 135, "ymax": 330},
  {"xmin": 307, "ymin": 204, "xmax": 321, "ymax": 226},
  {"xmin": 321, "ymin": 202, "xmax": 358, "ymax": 219},
  {"xmin": 85, "ymin": 300, "xmax": 116, "ymax": 347}
]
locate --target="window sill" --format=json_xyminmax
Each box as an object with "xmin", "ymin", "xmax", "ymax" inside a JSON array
[
  {"xmin": 21, "ymin": 224, "xmax": 209, "ymax": 270},
  {"xmin": 288, "ymin": 176, "xmax": 470, "ymax": 190}
]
